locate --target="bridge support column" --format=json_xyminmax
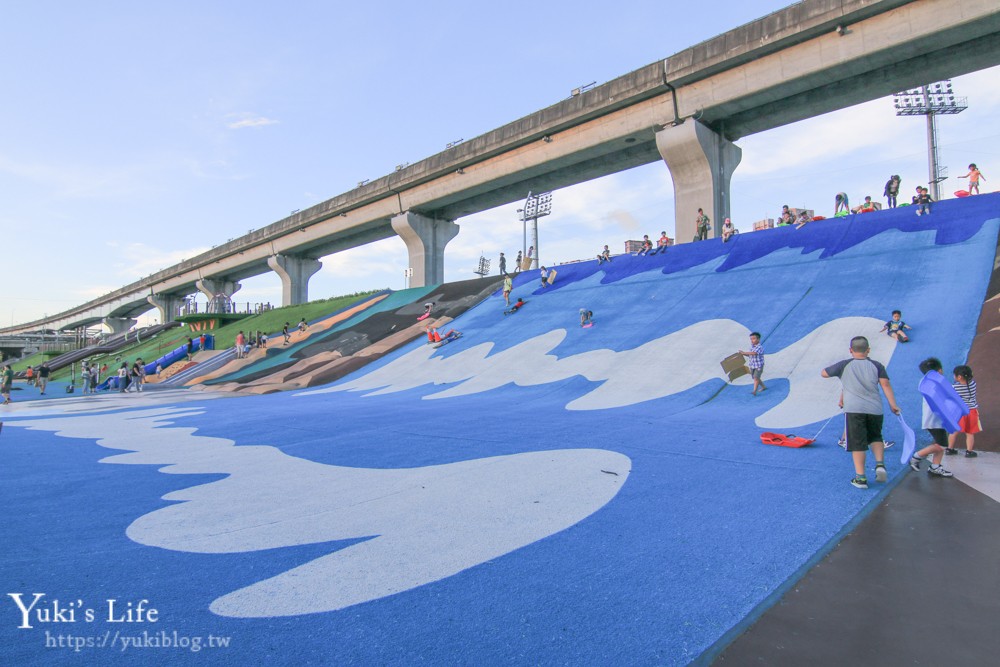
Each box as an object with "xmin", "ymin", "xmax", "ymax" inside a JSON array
[
  {"xmin": 656, "ymin": 119, "xmax": 741, "ymax": 243},
  {"xmin": 391, "ymin": 212, "xmax": 459, "ymax": 287},
  {"xmin": 147, "ymin": 293, "xmax": 183, "ymax": 323},
  {"xmin": 196, "ymin": 278, "xmax": 242, "ymax": 313},
  {"xmin": 267, "ymin": 254, "xmax": 323, "ymax": 307},
  {"xmin": 103, "ymin": 317, "xmax": 136, "ymax": 335}
]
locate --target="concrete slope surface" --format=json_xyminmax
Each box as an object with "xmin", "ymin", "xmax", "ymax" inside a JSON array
[{"xmin": 0, "ymin": 195, "xmax": 997, "ymax": 666}]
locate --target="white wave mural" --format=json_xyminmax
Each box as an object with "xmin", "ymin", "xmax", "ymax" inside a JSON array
[
  {"xmin": 12, "ymin": 408, "xmax": 629, "ymax": 618},
  {"xmin": 306, "ymin": 316, "xmax": 897, "ymax": 428}
]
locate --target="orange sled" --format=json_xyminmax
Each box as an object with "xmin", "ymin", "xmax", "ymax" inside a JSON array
[{"xmin": 760, "ymin": 432, "xmax": 814, "ymax": 448}]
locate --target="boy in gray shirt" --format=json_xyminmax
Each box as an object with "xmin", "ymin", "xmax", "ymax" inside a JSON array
[{"xmin": 822, "ymin": 336, "xmax": 901, "ymax": 489}]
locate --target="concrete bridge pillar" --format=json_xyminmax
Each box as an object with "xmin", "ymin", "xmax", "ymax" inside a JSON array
[
  {"xmin": 391, "ymin": 211, "xmax": 459, "ymax": 287},
  {"xmin": 656, "ymin": 119, "xmax": 741, "ymax": 243},
  {"xmin": 147, "ymin": 293, "xmax": 183, "ymax": 323},
  {"xmin": 267, "ymin": 254, "xmax": 323, "ymax": 307},
  {"xmin": 103, "ymin": 317, "xmax": 137, "ymax": 335},
  {"xmin": 196, "ymin": 278, "xmax": 242, "ymax": 313}
]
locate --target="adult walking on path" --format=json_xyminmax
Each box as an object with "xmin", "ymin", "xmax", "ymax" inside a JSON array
[
  {"xmin": 1, "ymin": 364, "xmax": 13, "ymax": 404},
  {"xmin": 37, "ymin": 363, "xmax": 50, "ymax": 395},
  {"xmin": 117, "ymin": 363, "xmax": 129, "ymax": 393},
  {"xmin": 498, "ymin": 252, "xmax": 508, "ymax": 276}
]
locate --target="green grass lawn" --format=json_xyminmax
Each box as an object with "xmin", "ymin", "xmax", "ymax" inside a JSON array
[{"xmin": 200, "ymin": 289, "xmax": 383, "ymax": 350}]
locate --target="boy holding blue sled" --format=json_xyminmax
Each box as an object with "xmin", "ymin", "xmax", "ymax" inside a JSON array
[{"xmin": 908, "ymin": 357, "xmax": 966, "ymax": 477}]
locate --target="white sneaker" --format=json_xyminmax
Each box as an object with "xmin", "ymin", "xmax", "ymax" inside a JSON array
[
  {"xmin": 928, "ymin": 465, "xmax": 954, "ymax": 477},
  {"xmin": 838, "ymin": 437, "xmax": 847, "ymax": 449},
  {"xmin": 875, "ymin": 465, "xmax": 888, "ymax": 483}
]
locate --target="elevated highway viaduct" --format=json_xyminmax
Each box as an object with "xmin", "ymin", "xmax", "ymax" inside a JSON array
[{"xmin": 4, "ymin": 0, "xmax": 1000, "ymax": 336}]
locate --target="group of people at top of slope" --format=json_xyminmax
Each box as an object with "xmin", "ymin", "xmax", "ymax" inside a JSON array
[
  {"xmin": 497, "ymin": 247, "xmax": 533, "ymax": 278},
  {"xmin": 836, "ymin": 164, "xmax": 986, "ymax": 218},
  {"xmin": 502, "ymin": 164, "xmax": 990, "ymax": 278}
]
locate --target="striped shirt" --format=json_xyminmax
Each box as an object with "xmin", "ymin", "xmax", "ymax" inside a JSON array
[{"xmin": 953, "ymin": 379, "xmax": 978, "ymax": 409}]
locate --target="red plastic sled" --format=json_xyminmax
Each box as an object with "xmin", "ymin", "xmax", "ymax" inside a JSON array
[
  {"xmin": 954, "ymin": 190, "xmax": 970, "ymax": 198},
  {"xmin": 760, "ymin": 432, "xmax": 814, "ymax": 448}
]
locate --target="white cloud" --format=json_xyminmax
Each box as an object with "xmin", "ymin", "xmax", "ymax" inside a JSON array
[
  {"xmin": 737, "ymin": 98, "xmax": 908, "ymax": 179},
  {"xmin": 226, "ymin": 114, "xmax": 280, "ymax": 130},
  {"xmin": 72, "ymin": 284, "xmax": 129, "ymax": 302},
  {"xmin": 182, "ymin": 156, "xmax": 251, "ymax": 181},
  {"xmin": 320, "ymin": 238, "xmax": 406, "ymax": 279},
  {"xmin": 0, "ymin": 153, "xmax": 163, "ymax": 200},
  {"xmin": 105, "ymin": 242, "xmax": 213, "ymax": 282},
  {"xmin": 439, "ymin": 169, "xmax": 677, "ymax": 277}
]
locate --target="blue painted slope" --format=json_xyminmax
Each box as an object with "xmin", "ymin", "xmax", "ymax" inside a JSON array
[{"xmin": 0, "ymin": 195, "xmax": 997, "ymax": 666}]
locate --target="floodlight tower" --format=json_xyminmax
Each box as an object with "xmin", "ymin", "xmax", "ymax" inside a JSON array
[
  {"xmin": 517, "ymin": 191, "xmax": 553, "ymax": 270},
  {"xmin": 893, "ymin": 81, "xmax": 967, "ymax": 201}
]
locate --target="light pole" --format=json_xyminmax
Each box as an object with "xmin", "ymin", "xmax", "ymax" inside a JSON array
[
  {"xmin": 894, "ymin": 81, "xmax": 967, "ymax": 201},
  {"xmin": 518, "ymin": 191, "xmax": 552, "ymax": 270}
]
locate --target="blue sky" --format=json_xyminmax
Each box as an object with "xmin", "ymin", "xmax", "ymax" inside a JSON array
[{"xmin": 1, "ymin": 1, "xmax": 998, "ymax": 327}]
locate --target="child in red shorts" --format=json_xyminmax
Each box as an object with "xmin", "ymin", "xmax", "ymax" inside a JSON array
[{"xmin": 947, "ymin": 364, "xmax": 981, "ymax": 457}]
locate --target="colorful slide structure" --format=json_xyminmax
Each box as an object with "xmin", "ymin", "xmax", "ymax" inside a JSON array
[{"xmin": 192, "ymin": 277, "xmax": 503, "ymax": 393}]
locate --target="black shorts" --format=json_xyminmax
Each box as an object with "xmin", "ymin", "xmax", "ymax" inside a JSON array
[
  {"xmin": 926, "ymin": 428, "xmax": 949, "ymax": 448},
  {"xmin": 846, "ymin": 413, "xmax": 884, "ymax": 452}
]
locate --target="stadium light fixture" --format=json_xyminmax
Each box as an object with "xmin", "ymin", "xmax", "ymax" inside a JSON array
[
  {"xmin": 518, "ymin": 191, "xmax": 553, "ymax": 270},
  {"xmin": 894, "ymin": 81, "xmax": 968, "ymax": 200}
]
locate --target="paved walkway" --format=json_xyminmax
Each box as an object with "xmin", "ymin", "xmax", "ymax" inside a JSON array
[{"xmin": 716, "ymin": 452, "xmax": 1000, "ymax": 665}]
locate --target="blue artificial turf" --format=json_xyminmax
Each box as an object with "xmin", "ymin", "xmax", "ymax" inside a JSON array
[{"xmin": 1, "ymin": 194, "xmax": 997, "ymax": 665}]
